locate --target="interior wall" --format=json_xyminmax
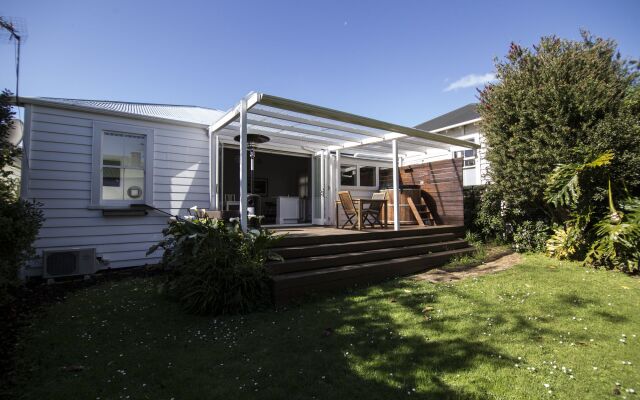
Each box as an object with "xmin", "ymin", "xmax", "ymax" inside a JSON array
[{"xmin": 221, "ymin": 148, "xmax": 311, "ymax": 221}]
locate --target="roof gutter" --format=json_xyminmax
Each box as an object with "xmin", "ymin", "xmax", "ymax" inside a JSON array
[{"xmin": 423, "ymin": 117, "xmax": 482, "ymax": 133}]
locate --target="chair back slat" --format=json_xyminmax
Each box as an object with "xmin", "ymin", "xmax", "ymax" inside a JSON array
[
  {"xmin": 338, "ymin": 191, "xmax": 356, "ymax": 214},
  {"xmin": 368, "ymin": 192, "xmax": 386, "ymax": 212}
]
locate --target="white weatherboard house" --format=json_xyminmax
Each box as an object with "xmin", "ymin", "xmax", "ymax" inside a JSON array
[
  {"xmin": 17, "ymin": 92, "xmax": 478, "ymax": 277},
  {"xmin": 406, "ymin": 103, "xmax": 488, "ymax": 187}
]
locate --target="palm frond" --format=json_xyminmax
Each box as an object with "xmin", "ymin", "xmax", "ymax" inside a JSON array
[{"xmin": 545, "ymin": 162, "xmax": 582, "ymax": 207}]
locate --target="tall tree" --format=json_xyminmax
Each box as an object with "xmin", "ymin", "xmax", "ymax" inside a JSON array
[
  {"xmin": 477, "ymin": 32, "xmax": 640, "ymax": 231},
  {"xmin": 0, "ymin": 90, "xmax": 21, "ymax": 200}
]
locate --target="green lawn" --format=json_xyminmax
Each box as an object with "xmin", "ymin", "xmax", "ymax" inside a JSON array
[{"xmin": 9, "ymin": 255, "xmax": 640, "ymax": 400}]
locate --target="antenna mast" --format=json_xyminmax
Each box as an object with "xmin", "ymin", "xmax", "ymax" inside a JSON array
[{"xmin": 0, "ymin": 17, "xmax": 25, "ymax": 105}]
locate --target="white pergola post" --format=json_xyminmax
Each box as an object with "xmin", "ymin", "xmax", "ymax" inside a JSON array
[
  {"xmin": 239, "ymin": 98, "xmax": 248, "ymax": 230},
  {"xmin": 335, "ymin": 149, "xmax": 341, "ymax": 196},
  {"xmin": 320, "ymin": 150, "xmax": 326, "ymax": 224},
  {"xmin": 215, "ymin": 134, "xmax": 220, "ymax": 210},
  {"xmin": 210, "ymin": 133, "xmax": 220, "ymax": 210},
  {"xmin": 392, "ymin": 139, "xmax": 399, "ymax": 231}
]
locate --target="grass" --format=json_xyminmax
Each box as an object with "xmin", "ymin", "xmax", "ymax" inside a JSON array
[
  {"xmin": 7, "ymin": 254, "xmax": 640, "ymax": 400},
  {"xmin": 443, "ymin": 240, "xmax": 511, "ymax": 270}
]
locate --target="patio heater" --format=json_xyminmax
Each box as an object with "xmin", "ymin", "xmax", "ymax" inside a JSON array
[{"xmin": 234, "ymin": 134, "xmax": 270, "ymax": 213}]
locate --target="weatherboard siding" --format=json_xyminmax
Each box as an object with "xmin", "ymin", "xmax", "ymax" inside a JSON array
[{"xmin": 25, "ymin": 105, "xmax": 210, "ymax": 270}]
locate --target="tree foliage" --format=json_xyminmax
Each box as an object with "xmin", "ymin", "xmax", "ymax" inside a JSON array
[
  {"xmin": 0, "ymin": 90, "xmax": 21, "ymax": 199},
  {"xmin": 476, "ymin": 32, "xmax": 640, "ymax": 240},
  {"xmin": 544, "ymin": 153, "xmax": 640, "ymax": 272},
  {"xmin": 0, "ymin": 90, "xmax": 43, "ymax": 306}
]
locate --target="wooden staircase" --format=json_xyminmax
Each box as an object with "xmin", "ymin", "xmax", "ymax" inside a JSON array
[
  {"xmin": 268, "ymin": 226, "xmax": 474, "ymax": 304},
  {"xmin": 407, "ymin": 197, "xmax": 436, "ymax": 226}
]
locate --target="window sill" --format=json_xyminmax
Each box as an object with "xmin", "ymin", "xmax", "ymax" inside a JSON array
[{"xmin": 88, "ymin": 204, "xmax": 150, "ymax": 216}]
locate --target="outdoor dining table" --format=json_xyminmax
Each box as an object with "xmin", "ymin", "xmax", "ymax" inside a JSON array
[{"xmin": 335, "ymin": 198, "xmax": 389, "ymax": 230}]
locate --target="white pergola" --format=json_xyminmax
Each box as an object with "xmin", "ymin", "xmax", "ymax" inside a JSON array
[{"xmin": 208, "ymin": 92, "xmax": 480, "ymax": 231}]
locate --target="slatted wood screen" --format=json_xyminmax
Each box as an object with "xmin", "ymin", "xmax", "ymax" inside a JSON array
[{"xmin": 398, "ymin": 158, "xmax": 464, "ymax": 225}]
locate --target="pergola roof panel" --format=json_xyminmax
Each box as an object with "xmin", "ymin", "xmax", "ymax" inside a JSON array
[{"xmin": 209, "ymin": 92, "xmax": 479, "ymax": 158}]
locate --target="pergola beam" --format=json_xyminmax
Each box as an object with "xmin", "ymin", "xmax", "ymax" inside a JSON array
[{"xmin": 208, "ymin": 92, "xmax": 260, "ymax": 135}]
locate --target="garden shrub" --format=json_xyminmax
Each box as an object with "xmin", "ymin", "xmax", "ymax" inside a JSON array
[
  {"xmin": 463, "ymin": 185, "xmax": 485, "ymax": 233},
  {"xmin": 476, "ymin": 31, "xmax": 640, "ymax": 243},
  {"xmin": 512, "ymin": 221, "xmax": 549, "ymax": 253},
  {"xmin": 149, "ymin": 214, "xmax": 282, "ymax": 315},
  {"xmin": 544, "ymin": 152, "xmax": 640, "ymax": 272},
  {"xmin": 545, "ymin": 223, "xmax": 585, "ymax": 261},
  {"xmin": 0, "ymin": 199, "xmax": 44, "ymax": 306},
  {"xmin": 0, "ymin": 90, "xmax": 44, "ymax": 307}
]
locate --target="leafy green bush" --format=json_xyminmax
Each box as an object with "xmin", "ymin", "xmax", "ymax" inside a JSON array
[
  {"xmin": 584, "ymin": 195, "xmax": 640, "ymax": 272},
  {"xmin": 512, "ymin": 221, "xmax": 549, "ymax": 253},
  {"xmin": 0, "ymin": 199, "xmax": 44, "ymax": 305},
  {"xmin": 463, "ymin": 186, "xmax": 485, "ymax": 233},
  {"xmin": 149, "ymin": 215, "xmax": 282, "ymax": 315},
  {"xmin": 476, "ymin": 32, "xmax": 640, "ymax": 241},
  {"xmin": 0, "ymin": 90, "xmax": 44, "ymax": 306},
  {"xmin": 475, "ymin": 185, "xmax": 531, "ymax": 243},
  {"xmin": 544, "ymin": 152, "xmax": 640, "ymax": 272},
  {"xmin": 545, "ymin": 223, "xmax": 585, "ymax": 260}
]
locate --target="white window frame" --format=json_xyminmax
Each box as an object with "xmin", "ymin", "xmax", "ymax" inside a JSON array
[
  {"xmin": 357, "ymin": 165, "xmax": 378, "ymax": 188},
  {"xmin": 339, "ymin": 158, "xmax": 389, "ymax": 190},
  {"xmin": 340, "ymin": 164, "xmax": 359, "ymax": 187},
  {"xmin": 452, "ymin": 134, "xmax": 479, "ymax": 169},
  {"xmin": 91, "ymin": 121, "xmax": 154, "ymax": 208}
]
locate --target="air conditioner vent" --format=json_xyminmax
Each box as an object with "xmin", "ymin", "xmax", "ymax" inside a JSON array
[
  {"xmin": 43, "ymin": 248, "xmax": 97, "ymax": 278},
  {"xmin": 45, "ymin": 252, "xmax": 78, "ymax": 276}
]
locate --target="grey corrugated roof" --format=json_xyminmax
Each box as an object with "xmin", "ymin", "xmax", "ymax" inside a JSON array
[
  {"xmin": 415, "ymin": 103, "xmax": 480, "ymax": 132},
  {"xmin": 28, "ymin": 97, "xmax": 225, "ymax": 126}
]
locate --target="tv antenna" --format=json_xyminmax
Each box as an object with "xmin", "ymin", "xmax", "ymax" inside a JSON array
[{"xmin": 0, "ymin": 17, "xmax": 27, "ymax": 105}]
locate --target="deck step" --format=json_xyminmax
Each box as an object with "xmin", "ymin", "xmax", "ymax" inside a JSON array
[
  {"xmin": 274, "ymin": 225, "xmax": 465, "ymax": 247},
  {"xmin": 272, "ymin": 247, "xmax": 475, "ymax": 304},
  {"xmin": 270, "ymin": 239, "xmax": 468, "ymax": 275},
  {"xmin": 274, "ymin": 232, "xmax": 458, "ymax": 260}
]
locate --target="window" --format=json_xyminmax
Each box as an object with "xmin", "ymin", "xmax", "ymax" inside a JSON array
[
  {"xmin": 102, "ymin": 132, "xmax": 146, "ymax": 201},
  {"xmin": 454, "ymin": 149, "xmax": 476, "ymax": 158},
  {"xmin": 341, "ymin": 165, "xmax": 356, "ymax": 186},
  {"xmin": 379, "ymin": 167, "xmax": 393, "ymax": 189},
  {"xmin": 359, "ymin": 166, "xmax": 376, "ymax": 187},
  {"xmin": 91, "ymin": 122, "xmax": 153, "ymax": 207},
  {"xmin": 454, "ymin": 147, "xmax": 477, "ymax": 170}
]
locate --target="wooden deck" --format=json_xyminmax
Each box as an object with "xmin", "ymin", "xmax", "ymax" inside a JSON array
[
  {"xmin": 267, "ymin": 225, "xmax": 474, "ymax": 304},
  {"xmin": 271, "ymin": 224, "xmax": 445, "ymax": 238}
]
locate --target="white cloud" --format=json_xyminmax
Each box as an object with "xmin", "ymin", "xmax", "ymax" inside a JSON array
[{"xmin": 444, "ymin": 73, "xmax": 496, "ymax": 92}]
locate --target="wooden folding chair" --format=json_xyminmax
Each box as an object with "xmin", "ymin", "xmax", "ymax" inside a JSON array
[
  {"xmin": 337, "ymin": 191, "xmax": 358, "ymax": 229},
  {"xmin": 364, "ymin": 192, "xmax": 386, "ymax": 228}
]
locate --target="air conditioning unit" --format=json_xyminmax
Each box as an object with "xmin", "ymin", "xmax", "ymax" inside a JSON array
[{"xmin": 43, "ymin": 248, "xmax": 97, "ymax": 279}]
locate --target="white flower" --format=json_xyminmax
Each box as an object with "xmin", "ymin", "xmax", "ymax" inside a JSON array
[
  {"xmin": 543, "ymin": 383, "xmax": 550, "ymax": 388},
  {"xmin": 190, "ymin": 205, "xmax": 199, "ymax": 211}
]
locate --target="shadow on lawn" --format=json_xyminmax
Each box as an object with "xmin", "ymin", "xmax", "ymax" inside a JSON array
[{"xmin": 303, "ymin": 283, "xmax": 515, "ymax": 400}]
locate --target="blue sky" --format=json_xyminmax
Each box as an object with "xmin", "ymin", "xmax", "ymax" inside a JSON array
[{"xmin": 1, "ymin": 0, "xmax": 639, "ymax": 126}]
